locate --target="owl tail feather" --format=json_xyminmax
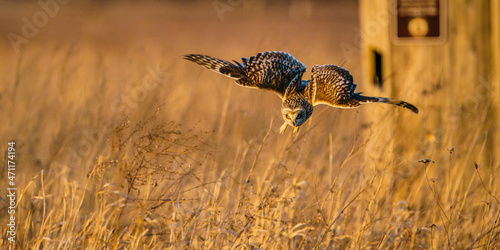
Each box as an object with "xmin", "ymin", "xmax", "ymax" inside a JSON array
[
  {"xmin": 184, "ymin": 54, "xmax": 245, "ymax": 79},
  {"xmin": 356, "ymin": 94, "xmax": 419, "ymax": 114}
]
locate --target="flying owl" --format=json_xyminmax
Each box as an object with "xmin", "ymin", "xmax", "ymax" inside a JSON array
[{"xmin": 184, "ymin": 51, "xmax": 418, "ymax": 134}]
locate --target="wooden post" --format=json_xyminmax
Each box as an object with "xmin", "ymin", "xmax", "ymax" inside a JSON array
[{"xmin": 360, "ymin": 0, "xmax": 498, "ymax": 165}]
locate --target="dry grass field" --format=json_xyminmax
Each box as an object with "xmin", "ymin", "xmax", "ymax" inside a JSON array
[{"xmin": 0, "ymin": 1, "xmax": 499, "ymax": 249}]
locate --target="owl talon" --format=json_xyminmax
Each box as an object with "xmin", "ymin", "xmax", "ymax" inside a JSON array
[
  {"xmin": 293, "ymin": 126, "xmax": 300, "ymax": 134},
  {"xmin": 280, "ymin": 123, "xmax": 288, "ymax": 134}
]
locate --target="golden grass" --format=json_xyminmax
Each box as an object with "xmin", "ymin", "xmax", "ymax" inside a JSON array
[{"xmin": 0, "ymin": 1, "xmax": 498, "ymax": 249}]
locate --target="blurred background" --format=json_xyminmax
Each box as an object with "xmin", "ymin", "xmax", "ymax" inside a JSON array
[{"xmin": 0, "ymin": 0, "xmax": 498, "ymax": 248}]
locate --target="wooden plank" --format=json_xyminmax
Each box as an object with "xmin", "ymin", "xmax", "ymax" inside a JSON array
[{"xmin": 360, "ymin": 0, "xmax": 498, "ymax": 165}]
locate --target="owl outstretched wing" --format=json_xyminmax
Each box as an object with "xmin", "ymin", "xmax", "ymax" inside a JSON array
[
  {"xmin": 304, "ymin": 65, "xmax": 361, "ymax": 108},
  {"xmin": 304, "ymin": 64, "xmax": 419, "ymax": 113},
  {"xmin": 184, "ymin": 51, "xmax": 306, "ymax": 98}
]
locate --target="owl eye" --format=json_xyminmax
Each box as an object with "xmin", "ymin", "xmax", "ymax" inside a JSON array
[
  {"xmin": 285, "ymin": 114, "xmax": 290, "ymax": 119},
  {"xmin": 297, "ymin": 114, "xmax": 302, "ymax": 119}
]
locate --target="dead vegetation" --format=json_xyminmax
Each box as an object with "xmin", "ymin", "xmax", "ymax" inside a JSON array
[{"xmin": 0, "ymin": 1, "xmax": 498, "ymax": 249}]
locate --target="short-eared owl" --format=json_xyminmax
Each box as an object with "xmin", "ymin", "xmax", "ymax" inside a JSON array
[{"xmin": 184, "ymin": 51, "xmax": 418, "ymax": 134}]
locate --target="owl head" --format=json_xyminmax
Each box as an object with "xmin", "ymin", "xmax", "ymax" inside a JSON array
[{"xmin": 281, "ymin": 94, "xmax": 313, "ymax": 128}]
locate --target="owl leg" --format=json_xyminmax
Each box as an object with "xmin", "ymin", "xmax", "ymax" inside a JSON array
[
  {"xmin": 280, "ymin": 122, "xmax": 288, "ymax": 134},
  {"xmin": 293, "ymin": 126, "xmax": 300, "ymax": 134}
]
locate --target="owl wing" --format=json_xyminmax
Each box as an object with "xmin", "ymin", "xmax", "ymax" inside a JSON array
[
  {"xmin": 304, "ymin": 65, "xmax": 360, "ymax": 108},
  {"xmin": 184, "ymin": 51, "xmax": 306, "ymax": 98}
]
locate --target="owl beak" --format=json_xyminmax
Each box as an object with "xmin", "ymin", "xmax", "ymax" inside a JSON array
[{"xmin": 291, "ymin": 120, "xmax": 297, "ymax": 126}]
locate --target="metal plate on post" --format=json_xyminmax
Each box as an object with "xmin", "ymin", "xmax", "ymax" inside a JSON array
[{"xmin": 393, "ymin": 0, "xmax": 447, "ymax": 45}]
